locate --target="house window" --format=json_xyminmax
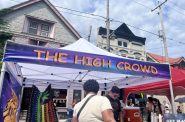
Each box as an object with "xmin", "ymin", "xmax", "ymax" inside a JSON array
[
  {"xmin": 118, "ymin": 40, "xmax": 127, "ymax": 47},
  {"xmin": 118, "ymin": 41, "xmax": 122, "ymax": 46},
  {"xmin": 119, "ymin": 50, "xmax": 128, "ymax": 54},
  {"xmin": 119, "ymin": 50, "xmax": 128, "ymax": 57},
  {"xmin": 28, "ymin": 21, "xmax": 38, "ymax": 35},
  {"xmin": 27, "ymin": 18, "xmax": 53, "ymax": 37},
  {"xmin": 40, "ymin": 23, "xmax": 50, "ymax": 36},
  {"xmin": 29, "ymin": 39, "xmax": 47, "ymax": 46},
  {"xmin": 123, "ymin": 42, "xmax": 127, "ymax": 47},
  {"xmin": 134, "ymin": 52, "xmax": 142, "ymax": 60}
]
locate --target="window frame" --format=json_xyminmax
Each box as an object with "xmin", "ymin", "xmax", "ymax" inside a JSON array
[
  {"xmin": 118, "ymin": 40, "xmax": 128, "ymax": 47},
  {"xmin": 26, "ymin": 17, "xmax": 53, "ymax": 38},
  {"xmin": 28, "ymin": 20, "xmax": 39, "ymax": 35},
  {"xmin": 29, "ymin": 39, "xmax": 48, "ymax": 46}
]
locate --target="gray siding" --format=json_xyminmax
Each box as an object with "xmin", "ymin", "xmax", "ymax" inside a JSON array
[{"xmin": 3, "ymin": 1, "xmax": 78, "ymax": 46}]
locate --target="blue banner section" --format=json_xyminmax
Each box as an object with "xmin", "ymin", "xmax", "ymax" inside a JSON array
[
  {"xmin": 164, "ymin": 114, "xmax": 185, "ymax": 122},
  {"xmin": 3, "ymin": 41, "xmax": 170, "ymax": 79},
  {"xmin": 0, "ymin": 71, "xmax": 22, "ymax": 122}
]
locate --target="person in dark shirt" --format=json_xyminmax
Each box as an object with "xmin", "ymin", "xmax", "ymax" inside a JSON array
[{"xmin": 106, "ymin": 86, "xmax": 122, "ymax": 122}]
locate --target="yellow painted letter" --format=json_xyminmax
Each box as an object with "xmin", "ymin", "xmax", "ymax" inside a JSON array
[
  {"xmin": 75, "ymin": 56, "xmax": 85, "ymax": 65},
  {"xmin": 34, "ymin": 50, "xmax": 46, "ymax": 60},
  {"xmin": 58, "ymin": 52, "xmax": 68, "ymax": 63}
]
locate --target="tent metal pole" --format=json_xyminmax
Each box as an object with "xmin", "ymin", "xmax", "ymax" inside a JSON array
[
  {"xmin": 0, "ymin": 62, "xmax": 6, "ymax": 98},
  {"xmin": 169, "ymin": 64, "xmax": 175, "ymax": 114}
]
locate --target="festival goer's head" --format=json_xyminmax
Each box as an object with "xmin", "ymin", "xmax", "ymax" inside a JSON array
[
  {"xmin": 147, "ymin": 97, "xmax": 153, "ymax": 103},
  {"xmin": 127, "ymin": 99, "xmax": 133, "ymax": 106},
  {"xmin": 153, "ymin": 98, "xmax": 157, "ymax": 104},
  {"xmin": 83, "ymin": 79, "xmax": 99, "ymax": 95},
  {"xmin": 109, "ymin": 86, "xmax": 120, "ymax": 100}
]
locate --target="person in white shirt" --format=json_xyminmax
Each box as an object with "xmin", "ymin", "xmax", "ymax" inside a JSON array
[
  {"xmin": 163, "ymin": 101, "xmax": 170, "ymax": 113},
  {"xmin": 72, "ymin": 79, "xmax": 116, "ymax": 122}
]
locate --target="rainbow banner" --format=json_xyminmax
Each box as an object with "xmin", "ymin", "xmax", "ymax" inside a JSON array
[
  {"xmin": 26, "ymin": 85, "xmax": 58, "ymax": 122},
  {"xmin": 3, "ymin": 41, "xmax": 170, "ymax": 79}
]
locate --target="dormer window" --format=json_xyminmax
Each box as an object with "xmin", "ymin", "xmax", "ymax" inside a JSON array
[
  {"xmin": 28, "ymin": 19, "xmax": 51, "ymax": 37},
  {"xmin": 24, "ymin": 16, "xmax": 55, "ymax": 38}
]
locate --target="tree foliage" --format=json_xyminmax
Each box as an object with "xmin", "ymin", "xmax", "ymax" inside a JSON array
[{"xmin": 0, "ymin": 8, "xmax": 13, "ymax": 70}]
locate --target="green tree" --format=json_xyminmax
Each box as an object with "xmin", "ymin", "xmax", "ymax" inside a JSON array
[{"xmin": 0, "ymin": 8, "xmax": 13, "ymax": 70}]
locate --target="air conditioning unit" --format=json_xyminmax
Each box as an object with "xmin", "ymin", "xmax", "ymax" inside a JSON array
[{"xmin": 40, "ymin": 31, "xmax": 48, "ymax": 37}]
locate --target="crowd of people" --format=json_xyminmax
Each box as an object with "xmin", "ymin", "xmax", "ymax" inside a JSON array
[
  {"xmin": 145, "ymin": 97, "xmax": 171, "ymax": 122},
  {"xmin": 126, "ymin": 95, "xmax": 172, "ymax": 122},
  {"xmin": 53, "ymin": 79, "xmax": 184, "ymax": 122}
]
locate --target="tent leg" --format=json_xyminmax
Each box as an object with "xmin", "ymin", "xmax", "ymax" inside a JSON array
[
  {"xmin": 0, "ymin": 62, "xmax": 6, "ymax": 98},
  {"xmin": 169, "ymin": 79, "xmax": 175, "ymax": 114}
]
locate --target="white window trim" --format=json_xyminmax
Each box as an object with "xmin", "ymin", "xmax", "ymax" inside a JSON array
[
  {"xmin": 118, "ymin": 40, "xmax": 128, "ymax": 47},
  {"xmin": 117, "ymin": 38, "xmax": 129, "ymax": 47}
]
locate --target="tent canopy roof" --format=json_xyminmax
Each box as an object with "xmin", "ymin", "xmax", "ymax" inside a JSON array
[
  {"xmin": 4, "ymin": 38, "xmax": 170, "ymax": 90},
  {"xmin": 124, "ymin": 67, "xmax": 185, "ymax": 97}
]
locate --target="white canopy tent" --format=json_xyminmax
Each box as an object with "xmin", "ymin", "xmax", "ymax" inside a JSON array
[
  {"xmin": 7, "ymin": 38, "xmax": 167, "ymax": 91},
  {"xmin": 0, "ymin": 38, "xmax": 174, "ymax": 121}
]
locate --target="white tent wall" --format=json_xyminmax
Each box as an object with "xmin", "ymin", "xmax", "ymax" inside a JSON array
[
  {"xmin": 6, "ymin": 62, "xmax": 23, "ymax": 84},
  {"xmin": 0, "ymin": 62, "xmax": 24, "ymax": 121},
  {"xmin": 0, "ymin": 62, "xmax": 23, "ymax": 97}
]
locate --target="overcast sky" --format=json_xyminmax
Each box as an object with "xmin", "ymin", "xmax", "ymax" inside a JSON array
[{"xmin": 1, "ymin": 0, "xmax": 185, "ymax": 58}]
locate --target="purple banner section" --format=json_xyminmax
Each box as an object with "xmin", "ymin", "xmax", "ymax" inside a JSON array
[
  {"xmin": 3, "ymin": 41, "xmax": 170, "ymax": 79},
  {"xmin": 0, "ymin": 71, "xmax": 22, "ymax": 122}
]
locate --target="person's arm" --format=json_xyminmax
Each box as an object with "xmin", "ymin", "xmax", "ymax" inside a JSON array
[
  {"xmin": 118, "ymin": 100, "xmax": 123, "ymax": 122},
  {"xmin": 119, "ymin": 111, "xmax": 123, "ymax": 122},
  {"xmin": 71, "ymin": 116, "xmax": 78, "ymax": 122},
  {"xmin": 72, "ymin": 105, "xmax": 78, "ymax": 122},
  {"xmin": 102, "ymin": 109, "xmax": 116, "ymax": 122}
]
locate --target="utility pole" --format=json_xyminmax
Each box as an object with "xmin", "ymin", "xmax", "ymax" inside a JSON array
[
  {"xmin": 88, "ymin": 25, "xmax": 92, "ymax": 42},
  {"xmin": 152, "ymin": 0, "xmax": 175, "ymax": 114},
  {"xmin": 106, "ymin": 0, "xmax": 110, "ymax": 52}
]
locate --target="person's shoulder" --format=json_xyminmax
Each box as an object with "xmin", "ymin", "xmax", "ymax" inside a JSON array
[
  {"xmin": 74, "ymin": 101, "xmax": 83, "ymax": 109},
  {"xmin": 94, "ymin": 95, "xmax": 109, "ymax": 101}
]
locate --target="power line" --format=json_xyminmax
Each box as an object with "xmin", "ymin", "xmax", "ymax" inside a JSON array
[
  {"xmin": 56, "ymin": 4, "xmax": 181, "ymax": 43},
  {"xmin": 4, "ymin": 0, "xmax": 174, "ymax": 39},
  {"xmin": 132, "ymin": 0, "xmax": 185, "ymax": 28},
  {"xmin": 61, "ymin": 9, "xmax": 162, "ymax": 40},
  {"xmin": 146, "ymin": 41, "xmax": 185, "ymax": 51},
  {"xmin": 55, "ymin": 5, "xmax": 106, "ymax": 19},
  {"xmin": 132, "ymin": 0, "xmax": 153, "ymax": 10},
  {"xmin": 7, "ymin": 0, "xmax": 20, "ymax": 3},
  {"xmin": 59, "ymin": 10, "xmax": 105, "ymax": 21},
  {"xmin": 167, "ymin": 0, "xmax": 185, "ymax": 11},
  {"xmin": 4, "ymin": 0, "xmax": 185, "ymax": 46},
  {"xmin": 164, "ymin": 4, "xmax": 185, "ymax": 17}
]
